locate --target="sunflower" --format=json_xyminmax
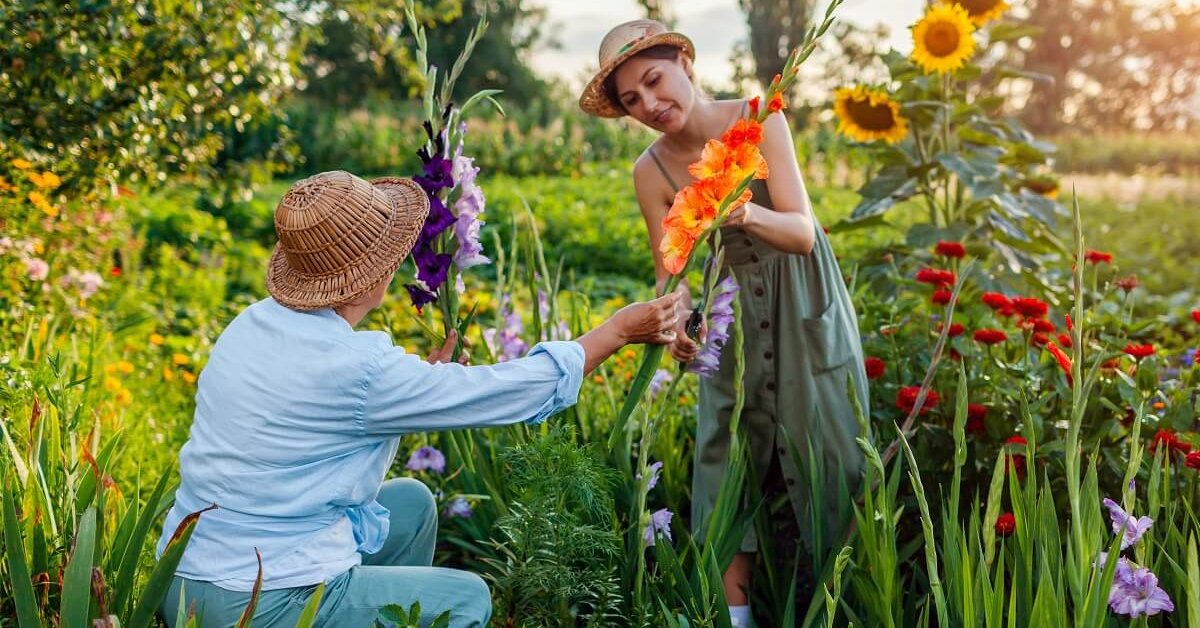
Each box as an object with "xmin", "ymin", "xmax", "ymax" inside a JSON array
[
  {"xmin": 911, "ymin": 3, "xmax": 976, "ymax": 75},
  {"xmin": 833, "ymin": 86, "xmax": 909, "ymax": 144},
  {"xmin": 941, "ymin": 0, "xmax": 1010, "ymax": 26},
  {"xmin": 1021, "ymin": 175, "xmax": 1060, "ymax": 200}
]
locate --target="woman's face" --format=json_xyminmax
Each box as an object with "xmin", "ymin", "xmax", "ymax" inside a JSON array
[{"xmin": 612, "ymin": 52, "xmax": 694, "ymax": 133}]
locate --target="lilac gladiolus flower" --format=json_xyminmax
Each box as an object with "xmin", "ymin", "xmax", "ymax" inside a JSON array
[
  {"xmin": 452, "ymin": 153, "xmax": 489, "ymax": 269},
  {"xmin": 1109, "ymin": 564, "xmax": 1174, "ymax": 617},
  {"xmin": 483, "ymin": 297, "xmax": 528, "ymax": 362},
  {"xmin": 443, "ymin": 496, "xmax": 473, "ymax": 519},
  {"xmin": 689, "ymin": 276, "xmax": 739, "ymax": 378},
  {"xmin": 643, "ymin": 508, "xmax": 673, "ymax": 547},
  {"xmin": 405, "ymin": 446, "xmax": 446, "ymax": 473},
  {"xmin": 638, "ymin": 461, "xmax": 663, "ymax": 492},
  {"xmin": 1102, "ymin": 498, "xmax": 1153, "ymax": 550},
  {"xmin": 649, "ymin": 369, "xmax": 672, "ymax": 398}
]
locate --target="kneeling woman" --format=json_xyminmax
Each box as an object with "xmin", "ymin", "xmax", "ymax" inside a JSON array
[{"xmin": 157, "ymin": 170, "xmax": 681, "ymax": 627}]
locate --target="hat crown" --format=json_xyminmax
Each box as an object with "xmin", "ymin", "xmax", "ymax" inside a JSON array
[
  {"xmin": 274, "ymin": 170, "xmax": 394, "ymax": 278},
  {"xmin": 599, "ymin": 19, "xmax": 668, "ymax": 67}
]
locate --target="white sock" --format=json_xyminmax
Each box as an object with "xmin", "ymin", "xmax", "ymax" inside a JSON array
[{"xmin": 729, "ymin": 605, "xmax": 751, "ymax": 627}]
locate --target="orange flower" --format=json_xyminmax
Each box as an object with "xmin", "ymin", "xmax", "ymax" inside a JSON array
[
  {"xmin": 660, "ymin": 228, "xmax": 696, "ymax": 275},
  {"xmin": 1046, "ymin": 340, "xmax": 1073, "ymax": 386},
  {"xmin": 748, "ymin": 96, "xmax": 761, "ymax": 118},
  {"xmin": 664, "ymin": 180, "xmax": 720, "ymax": 237},
  {"xmin": 720, "ymin": 119, "xmax": 764, "ymax": 147},
  {"xmin": 688, "ymin": 139, "xmax": 768, "ymax": 184},
  {"xmin": 767, "ymin": 92, "xmax": 785, "ymax": 113}
]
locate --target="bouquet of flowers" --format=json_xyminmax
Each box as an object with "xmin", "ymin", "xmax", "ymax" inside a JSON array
[{"xmin": 401, "ymin": 6, "xmax": 503, "ymax": 357}]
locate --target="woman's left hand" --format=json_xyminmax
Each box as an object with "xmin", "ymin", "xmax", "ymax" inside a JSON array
[
  {"xmin": 427, "ymin": 330, "xmax": 470, "ymax": 365},
  {"xmin": 724, "ymin": 202, "xmax": 756, "ymax": 229}
]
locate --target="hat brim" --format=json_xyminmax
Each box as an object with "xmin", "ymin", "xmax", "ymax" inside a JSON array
[
  {"xmin": 578, "ymin": 32, "xmax": 695, "ymax": 119},
  {"xmin": 266, "ymin": 176, "xmax": 430, "ymax": 311}
]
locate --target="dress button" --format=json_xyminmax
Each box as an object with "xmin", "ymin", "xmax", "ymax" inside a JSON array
[
  {"xmin": 777, "ymin": 447, "xmax": 787, "ymax": 456},
  {"xmin": 786, "ymin": 478, "xmax": 796, "ymax": 486},
  {"xmin": 760, "ymin": 321, "xmax": 770, "ymax": 330},
  {"xmin": 750, "ymin": 254, "xmax": 760, "ymax": 263},
  {"xmin": 754, "ymin": 287, "xmax": 764, "ymax": 297},
  {"xmin": 766, "ymin": 382, "xmax": 776, "ymax": 391},
  {"xmin": 744, "ymin": 238, "xmax": 753, "ymax": 246},
  {"xmin": 764, "ymin": 351, "xmax": 773, "ymax": 360}
]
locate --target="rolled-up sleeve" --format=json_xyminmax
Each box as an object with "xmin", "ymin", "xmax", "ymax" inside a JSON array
[{"xmin": 358, "ymin": 340, "xmax": 585, "ymax": 436}]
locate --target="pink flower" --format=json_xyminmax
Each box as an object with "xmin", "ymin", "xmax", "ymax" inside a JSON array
[{"xmin": 24, "ymin": 257, "xmax": 49, "ymax": 281}]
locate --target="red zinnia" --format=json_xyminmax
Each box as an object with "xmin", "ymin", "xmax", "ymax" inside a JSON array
[
  {"xmin": 1114, "ymin": 275, "xmax": 1139, "ymax": 293},
  {"xmin": 1046, "ymin": 340, "xmax": 1074, "ymax": 386},
  {"xmin": 966, "ymin": 403, "xmax": 987, "ymax": 435},
  {"xmin": 109, "ymin": 266, "xmax": 122, "ymax": 277},
  {"xmin": 1186, "ymin": 451, "xmax": 1200, "ymax": 470},
  {"xmin": 935, "ymin": 240, "xmax": 966, "ymax": 259},
  {"xmin": 974, "ymin": 328, "xmax": 1007, "ymax": 345},
  {"xmin": 1192, "ymin": 310, "xmax": 1200, "ymax": 324},
  {"xmin": 896, "ymin": 385, "xmax": 939, "ymax": 415},
  {"xmin": 1029, "ymin": 318, "xmax": 1056, "ymax": 333},
  {"xmin": 1124, "ymin": 344, "xmax": 1155, "ymax": 360},
  {"xmin": 981, "ymin": 292, "xmax": 1010, "ymax": 311},
  {"xmin": 995, "ymin": 512, "xmax": 1016, "ymax": 537},
  {"xmin": 916, "ymin": 268, "xmax": 956, "ymax": 288},
  {"xmin": 1150, "ymin": 429, "xmax": 1192, "ymax": 456},
  {"xmin": 1005, "ymin": 435, "xmax": 1029, "ymax": 477},
  {"xmin": 1057, "ymin": 333, "xmax": 1073, "ymax": 348},
  {"xmin": 937, "ymin": 322, "xmax": 966, "ymax": 338},
  {"xmin": 1011, "ymin": 297, "xmax": 1049, "ymax": 319},
  {"xmin": 932, "ymin": 289, "xmax": 954, "ymax": 305},
  {"xmin": 864, "ymin": 357, "xmax": 886, "ymax": 380},
  {"xmin": 1031, "ymin": 332, "xmax": 1049, "ymax": 347},
  {"xmin": 1084, "ymin": 249, "xmax": 1113, "ymax": 264}
]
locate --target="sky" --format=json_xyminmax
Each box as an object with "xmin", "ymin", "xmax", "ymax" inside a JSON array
[{"xmin": 528, "ymin": 0, "xmax": 926, "ymax": 89}]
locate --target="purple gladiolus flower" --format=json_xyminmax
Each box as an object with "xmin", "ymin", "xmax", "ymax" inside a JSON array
[
  {"xmin": 443, "ymin": 496, "xmax": 473, "ymax": 518},
  {"xmin": 405, "ymin": 446, "xmax": 446, "ymax": 474},
  {"xmin": 420, "ymin": 196, "xmax": 456, "ymax": 242},
  {"xmin": 1109, "ymin": 564, "xmax": 1174, "ymax": 617},
  {"xmin": 643, "ymin": 508, "xmax": 673, "ymax": 547},
  {"xmin": 483, "ymin": 298, "xmax": 528, "ymax": 362},
  {"xmin": 1102, "ymin": 498, "xmax": 1153, "ymax": 550},
  {"xmin": 649, "ymin": 369, "xmax": 672, "ymax": 398},
  {"xmin": 689, "ymin": 276, "xmax": 739, "ymax": 378},
  {"xmin": 405, "ymin": 283, "xmax": 438, "ymax": 312},
  {"xmin": 414, "ymin": 155, "xmax": 454, "ymax": 194}
]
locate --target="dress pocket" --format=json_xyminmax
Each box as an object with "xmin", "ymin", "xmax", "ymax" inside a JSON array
[{"xmin": 801, "ymin": 298, "xmax": 856, "ymax": 374}]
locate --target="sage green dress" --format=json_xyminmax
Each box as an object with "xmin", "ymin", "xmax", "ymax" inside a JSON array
[{"xmin": 649, "ymin": 148, "xmax": 868, "ymax": 554}]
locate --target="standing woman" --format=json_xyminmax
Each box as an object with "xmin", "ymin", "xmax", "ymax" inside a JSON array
[{"xmin": 579, "ymin": 20, "xmax": 868, "ymax": 623}]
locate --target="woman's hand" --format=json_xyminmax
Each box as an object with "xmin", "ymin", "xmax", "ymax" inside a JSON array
[
  {"xmin": 611, "ymin": 292, "xmax": 682, "ymax": 345},
  {"xmin": 426, "ymin": 330, "xmax": 470, "ymax": 365},
  {"xmin": 577, "ymin": 292, "xmax": 682, "ymax": 374},
  {"xmin": 723, "ymin": 201, "xmax": 757, "ymax": 230},
  {"xmin": 669, "ymin": 313, "xmax": 707, "ymax": 362}
]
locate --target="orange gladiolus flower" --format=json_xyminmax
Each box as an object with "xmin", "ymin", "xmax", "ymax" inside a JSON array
[
  {"xmin": 688, "ymin": 139, "xmax": 769, "ymax": 184},
  {"xmin": 767, "ymin": 92, "xmax": 785, "ymax": 113},
  {"xmin": 720, "ymin": 119, "xmax": 764, "ymax": 147},
  {"xmin": 660, "ymin": 228, "xmax": 696, "ymax": 275}
]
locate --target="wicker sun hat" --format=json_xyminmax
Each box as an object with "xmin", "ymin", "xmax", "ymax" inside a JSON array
[
  {"xmin": 578, "ymin": 19, "xmax": 695, "ymax": 119},
  {"xmin": 266, "ymin": 170, "xmax": 429, "ymax": 311}
]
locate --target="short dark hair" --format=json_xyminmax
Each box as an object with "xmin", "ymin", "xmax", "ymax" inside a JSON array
[{"xmin": 602, "ymin": 45, "xmax": 684, "ymax": 112}]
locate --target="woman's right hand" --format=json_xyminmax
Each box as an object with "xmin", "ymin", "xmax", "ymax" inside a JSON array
[
  {"xmin": 610, "ymin": 292, "xmax": 682, "ymax": 345},
  {"xmin": 668, "ymin": 314, "xmax": 705, "ymax": 362}
]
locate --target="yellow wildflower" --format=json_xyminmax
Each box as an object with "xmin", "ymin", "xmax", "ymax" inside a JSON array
[
  {"xmin": 27, "ymin": 171, "xmax": 61, "ymax": 190},
  {"xmin": 0, "ymin": 176, "xmax": 12, "ymax": 192},
  {"xmin": 103, "ymin": 377, "xmax": 122, "ymax": 392},
  {"xmin": 10, "ymin": 158, "xmax": 32, "ymax": 170},
  {"xmin": 149, "ymin": 333, "xmax": 165, "ymax": 346},
  {"xmin": 180, "ymin": 371, "xmax": 197, "ymax": 385},
  {"xmin": 114, "ymin": 388, "xmax": 133, "ymax": 406},
  {"xmin": 162, "ymin": 365, "xmax": 175, "ymax": 382},
  {"xmin": 27, "ymin": 191, "xmax": 58, "ymax": 218},
  {"xmin": 116, "ymin": 360, "xmax": 134, "ymax": 374},
  {"xmin": 172, "ymin": 353, "xmax": 190, "ymax": 366}
]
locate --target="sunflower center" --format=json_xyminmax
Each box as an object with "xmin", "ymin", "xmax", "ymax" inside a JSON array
[
  {"xmin": 845, "ymin": 97, "xmax": 898, "ymax": 132},
  {"xmin": 956, "ymin": 0, "xmax": 1001, "ymax": 17},
  {"xmin": 924, "ymin": 21, "xmax": 962, "ymax": 57}
]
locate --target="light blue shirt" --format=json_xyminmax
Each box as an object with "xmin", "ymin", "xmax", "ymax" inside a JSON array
[{"xmin": 156, "ymin": 297, "xmax": 584, "ymax": 591}]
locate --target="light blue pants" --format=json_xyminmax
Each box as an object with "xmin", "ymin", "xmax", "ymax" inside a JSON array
[{"xmin": 161, "ymin": 478, "xmax": 492, "ymax": 627}]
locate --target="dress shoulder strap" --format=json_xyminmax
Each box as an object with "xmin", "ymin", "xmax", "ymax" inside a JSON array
[{"xmin": 647, "ymin": 147, "xmax": 681, "ymax": 193}]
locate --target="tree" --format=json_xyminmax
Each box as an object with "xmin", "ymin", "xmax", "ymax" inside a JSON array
[
  {"xmin": 635, "ymin": 0, "xmax": 675, "ymax": 28},
  {"xmin": 738, "ymin": 0, "xmax": 817, "ymax": 92}
]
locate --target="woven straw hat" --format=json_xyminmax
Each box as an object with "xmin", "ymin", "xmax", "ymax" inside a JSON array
[
  {"xmin": 578, "ymin": 19, "xmax": 695, "ymax": 118},
  {"xmin": 266, "ymin": 170, "xmax": 429, "ymax": 311}
]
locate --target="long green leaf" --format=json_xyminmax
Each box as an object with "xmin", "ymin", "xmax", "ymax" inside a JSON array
[
  {"xmin": 111, "ymin": 469, "xmax": 174, "ymax": 618},
  {"xmin": 2, "ymin": 475, "xmax": 42, "ymax": 628},
  {"xmin": 294, "ymin": 582, "xmax": 326, "ymax": 628},
  {"xmin": 235, "ymin": 549, "xmax": 265, "ymax": 628},
  {"xmin": 60, "ymin": 506, "xmax": 98, "ymax": 627},
  {"xmin": 126, "ymin": 505, "xmax": 212, "ymax": 628}
]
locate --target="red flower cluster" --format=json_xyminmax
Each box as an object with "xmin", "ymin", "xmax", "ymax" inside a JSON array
[
  {"xmin": 1192, "ymin": 310, "xmax": 1200, "ymax": 324},
  {"xmin": 973, "ymin": 329, "xmax": 1007, "ymax": 345},
  {"xmin": 1057, "ymin": 333, "xmax": 1072, "ymax": 348},
  {"xmin": 995, "ymin": 512, "xmax": 1016, "ymax": 537},
  {"xmin": 1011, "ymin": 297, "xmax": 1049, "ymax": 319},
  {"xmin": 1150, "ymin": 429, "xmax": 1192, "ymax": 456},
  {"xmin": 937, "ymin": 322, "xmax": 966, "ymax": 338},
  {"xmin": 1083, "ymin": 249, "xmax": 1113, "ymax": 264},
  {"xmin": 1027, "ymin": 318, "xmax": 1056, "ymax": 334},
  {"xmin": 932, "ymin": 289, "xmax": 954, "ymax": 305},
  {"xmin": 1005, "ymin": 435, "xmax": 1029, "ymax": 477},
  {"xmin": 864, "ymin": 357, "xmax": 886, "ymax": 380},
  {"xmin": 1124, "ymin": 344, "xmax": 1155, "ymax": 360},
  {"xmin": 935, "ymin": 240, "xmax": 966, "ymax": 259},
  {"xmin": 896, "ymin": 385, "xmax": 939, "ymax": 415},
  {"xmin": 915, "ymin": 268, "xmax": 956, "ymax": 288},
  {"xmin": 1114, "ymin": 275, "xmax": 1139, "ymax": 293},
  {"xmin": 981, "ymin": 292, "xmax": 1011, "ymax": 312},
  {"xmin": 966, "ymin": 403, "xmax": 987, "ymax": 435},
  {"xmin": 1186, "ymin": 451, "xmax": 1200, "ymax": 470}
]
